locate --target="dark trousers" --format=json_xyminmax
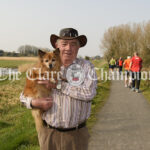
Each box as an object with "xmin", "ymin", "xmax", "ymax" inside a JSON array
[
  {"xmin": 119, "ymin": 66, "xmax": 122, "ymax": 74},
  {"xmin": 132, "ymin": 72, "xmax": 141, "ymax": 89}
]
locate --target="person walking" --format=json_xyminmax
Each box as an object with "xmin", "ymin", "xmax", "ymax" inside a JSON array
[
  {"xmin": 115, "ymin": 59, "xmax": 119, "ymax": 72},
  {"xmin": 129, "ymin": 52, "xmax": 143, "ymax": 93},
  {"xmin": 123, "ymin": 56, "xmax": 131, "ymax": 88},
  {"xmin": 109, "ymin": 57, "xmax": 116, "ymax": 73},
  {"xmin": 119, "ymin": 57, "xmax": 123, "ymax": 75}
]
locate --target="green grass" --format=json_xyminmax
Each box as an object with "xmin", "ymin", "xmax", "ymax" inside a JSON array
[
  {"xmin": 0, "ymin": 107, "xmax": 39, "ymax": 150},
  {"xmin": 140, "ymin": 80, "xmax": 150, "ymax": 103},
  {"xmin": 87, "ymin": 59, "xmax": 110, "ymax": 130},
  {"xmin": 0, "ymin": 59, "xmax": 110, "ymax": 150},
  {"xmin": 87, "ymin": 80, "xmax": 110, "ymax": 131},
  {"xmin": 0, "ymin": 60, "xmax": 35, "ymax": 68},
  {"xmin": 0, "ymin": 73, "xmax": 39, "ymax": 150}
]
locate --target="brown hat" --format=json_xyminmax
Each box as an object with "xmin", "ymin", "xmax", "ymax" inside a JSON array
[{"xmin": 50, "ymin": 28, "xmax": 87, "ymax": 48}]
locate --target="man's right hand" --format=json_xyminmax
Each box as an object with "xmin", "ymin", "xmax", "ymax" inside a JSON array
[{"xmin": 31, "ymin": 97, "xmax": 53, "ymax": 111}]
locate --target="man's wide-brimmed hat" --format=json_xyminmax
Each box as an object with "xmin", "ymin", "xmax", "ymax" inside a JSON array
[{"xmin": 50, "ymin": 28, "xmax": 87, "ymax": 48}]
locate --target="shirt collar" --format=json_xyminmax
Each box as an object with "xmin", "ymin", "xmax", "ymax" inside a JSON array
[{"xmin": 61, "ymin": 58, "xmax": 79, "ymax": 69}]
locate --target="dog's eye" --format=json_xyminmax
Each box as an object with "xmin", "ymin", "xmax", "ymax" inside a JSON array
[
  {"xmin": 52, "ymin": 59, "xmax": 55, "ymax": 62},
  {"xmin": 45, "ymin": 60, "xmax": 49, "ymax": 62}
]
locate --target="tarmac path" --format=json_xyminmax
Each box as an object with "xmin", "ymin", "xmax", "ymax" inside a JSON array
[{"xmin": 88, "ymin": 79, "xmax": 150, "ymax": 150}]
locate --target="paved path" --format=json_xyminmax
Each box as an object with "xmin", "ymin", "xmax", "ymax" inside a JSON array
[{"xmin": 88, "ymin": 79, "xmax": 150, "ymax": 150}]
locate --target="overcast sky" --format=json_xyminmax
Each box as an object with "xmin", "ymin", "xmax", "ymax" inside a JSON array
[{"xmin": 0, "ymin": 0, "xmax": 150, "ymax": 57}]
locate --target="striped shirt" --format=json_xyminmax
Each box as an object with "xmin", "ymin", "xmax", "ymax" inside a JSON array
[{"xmin": 20, "ymin": 58, "xmax": 97, "ymax": 128}]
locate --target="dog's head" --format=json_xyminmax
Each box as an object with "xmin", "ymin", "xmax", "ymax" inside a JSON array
[{"xmin": 38, "ymin": 48, "xmax": 61, "ymax": 70}]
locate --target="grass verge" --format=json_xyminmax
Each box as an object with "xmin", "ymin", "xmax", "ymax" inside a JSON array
[
  {"xmin": 140, "ymin": 80, "xmax": 150, "ymax": 102},
  {"xmin": 87, "ymin": 59, "xmax": 110, "ymax": 131},
  {"xmin": 87, "ymin": 80, "xmax": 110, "ymax": 131}
]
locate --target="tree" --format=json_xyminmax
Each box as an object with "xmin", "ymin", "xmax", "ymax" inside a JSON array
[
  {"xmin": 85, "ymin": 56, "xmax": 90, "ymax": 60},
  {"xmin": 0, "ymin": 50, "xmax": 4, "ymax": 56},
  {"xmin": 101, "ymin": 22, "xmax": 143, "ymax": 61}
]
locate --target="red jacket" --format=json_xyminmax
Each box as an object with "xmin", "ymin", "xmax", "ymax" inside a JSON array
[
  {"xmin": 131, "ymin": 56, "xmax": 142, "ymax": 72},
  {"xmin": 119, "ymin": 60, "xmax": 123, "ymax": 66}
]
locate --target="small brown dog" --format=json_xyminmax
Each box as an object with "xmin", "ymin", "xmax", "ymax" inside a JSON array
[{"xmin": 23, "ymin": 48, "xmax": 61, "ymax": 132}]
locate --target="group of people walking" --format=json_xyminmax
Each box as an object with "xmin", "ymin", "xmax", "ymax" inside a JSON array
[
  {"xmin": 109, "ymin": 57, "xmax": 124, "ymax": 74},
  {"xmin": 109, "ymin": 52, "xmax": 143, "ymax": 93}
]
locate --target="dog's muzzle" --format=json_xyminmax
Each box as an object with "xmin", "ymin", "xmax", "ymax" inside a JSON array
[{"xmin": 49, "ymin": 64, "xmax": 53, "ymax": 69}]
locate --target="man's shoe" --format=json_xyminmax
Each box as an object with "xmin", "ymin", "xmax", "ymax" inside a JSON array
[
  {"xmin": 131, "ymin": 88, "xmax": 135, "ymax": 92},
  {"xmin": 135, "ymin": 89, "xmax": 139, "ymax": 93}
]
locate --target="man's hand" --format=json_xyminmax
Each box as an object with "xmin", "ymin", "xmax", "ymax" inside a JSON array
[
  {"xmin": 31, "ymin": 80, "xmax": 56, "ymax": 111},
  {"xmin": 37, "ymin": 80, "xmax": 57, "ymax": 89},
  {"xmin": 31, "ymin": 97, "xmax": 53, "ymax": 111}
]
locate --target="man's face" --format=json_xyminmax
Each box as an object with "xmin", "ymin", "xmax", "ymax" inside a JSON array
[{"xmin": 56, "ymin": 39, "xmax": 80, "ymax": 67}]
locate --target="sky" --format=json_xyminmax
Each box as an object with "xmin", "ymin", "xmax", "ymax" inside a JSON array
[{"xmin": 0, "ymin": 0, "xmax": 150, "ymax": 57}]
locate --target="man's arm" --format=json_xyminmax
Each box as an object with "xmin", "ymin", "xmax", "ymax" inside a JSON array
[
  {"xmin": 31, "ymin": 97, "xmax": 53, "ymax": 111},
  {"xmin": 19, "ymin": 81, "xmax": 55, "ymax": 111},
  {"xmin": 20, "ymin": 93, "xmax": 53, "ymax": 111},
  {"xmin": 20, "ymin": 92, "xmax": 33, "ymax": 109},
  {"xmin": 31, "ymin": 61, "xmax": 97, "ymax": 102},
  {"xmin": 60, "ymin": 63, "xmax": 97, "ymax": 101}
]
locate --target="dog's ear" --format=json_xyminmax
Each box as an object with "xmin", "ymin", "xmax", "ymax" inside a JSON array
[
  {"xmin": 38, "ymin": 49, "xmax": 46, "ymax": 58},
  {"xmin": 53, "ymin": 48, "xmax": 60, "ymax": 55}
]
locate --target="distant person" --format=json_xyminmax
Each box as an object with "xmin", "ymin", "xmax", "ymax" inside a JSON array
[
  {"xmin": 109, "ymin": 57, "xmax": 116, "ymax": 73},
  {"xmin": 115, "ymin": 59, "xmax": 119, "ymax": 72},
  {"xmin": 108, "ymin": 63, "xmax": 111, "ymax": 71},
  {"xmin": 129, "ymin": 52, "xmax": 143, "ymax": 93},
  {"xmin": 119, "ymin": 57, "xmax": 123, "ymax": 74},
  {"xmin": 123, "ymin": 56, "xmax": 132, "ymax": 88}
]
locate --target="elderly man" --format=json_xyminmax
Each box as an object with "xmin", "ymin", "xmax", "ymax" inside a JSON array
[{"xmin": 20, "ymin": 28, "xmax": 97, "ymax": 150}]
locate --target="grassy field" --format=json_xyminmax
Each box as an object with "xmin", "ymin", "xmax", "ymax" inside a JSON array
[
  {"xmin": 0, "ymin": 57, "xmax": 37, "ymax": 61},
  {"xmin": 0, "ymin": 60, "xmax": 36, "ymax": 68},
  {"xmin": 0, "ymin": 57, "xmax": 37, "ymax": 68},
  {"xmin": 0, "ymin": 58, "xmax": 110, "ymax": 150},
  {"xmin": 140, "ymin": 80, "xmax": 150, "ymax": 103}
]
